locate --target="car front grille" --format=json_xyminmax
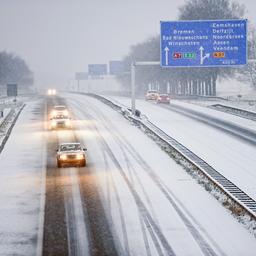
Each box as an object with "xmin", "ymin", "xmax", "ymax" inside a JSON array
[{"xmin": 67, "ymin": 154, "xmax": 76, "ymax": 159}]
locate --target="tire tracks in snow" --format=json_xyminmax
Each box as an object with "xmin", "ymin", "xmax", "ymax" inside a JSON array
[
  {"xmin": 70, "ymin": 96, "xmax": 226, "ymax": 256},
  {"xmin": 71, "ymin": 100, "xmax": 176, "ymax": 256}
]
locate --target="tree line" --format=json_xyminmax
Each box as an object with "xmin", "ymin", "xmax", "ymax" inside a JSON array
[
  {"xmin": 0, "ymin": 51, "xmax": 33, "ymax": 89},
  {"xmin": 117, "ymin": 0, "xmax": 256, "ymax": 96}
]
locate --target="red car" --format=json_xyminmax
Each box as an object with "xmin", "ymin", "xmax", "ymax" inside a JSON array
[{"xmin": 156, "ymin": 94, "xmax": 170, "ymax": 104}]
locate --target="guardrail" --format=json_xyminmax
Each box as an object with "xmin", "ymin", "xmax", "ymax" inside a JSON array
[
  {"xmin": 209, "ymin": 104, "xmax": 256, "ymax": 121},
  {"xmin": 0, "ymin": 109, "xmax": 12, "ymax": 128},
  {"xmin": 85, "ymin": 93, "xmax": 256, "ymax": 222},
  {"xmin": 0, "ymin": 104, "xmax": 25, "ymax": 153}
]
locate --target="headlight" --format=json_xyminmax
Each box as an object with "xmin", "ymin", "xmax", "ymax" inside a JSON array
[
  {"xmin": 60, "ymin": 154, "xmax": 67, "ymax": 160},
  {"xmin": 76, "ymin": 154, "xmax": 84, "ymax": 160},
  {"xmin": 47, "ymin": 89, "xmax": 52, "ymax": 95},
  {"xmin": 65, "ymin": 120, "xmax": 71, "ymax": 126},
  {"xmin": 51, "ymin": 120, "xmax": 57, "ymax": 127},
  {"xmin": 51, "ymin": 110, "xmax": 57, "ymax": 117}
]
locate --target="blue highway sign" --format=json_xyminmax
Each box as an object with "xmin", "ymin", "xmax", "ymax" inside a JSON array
[
  {"xmin": 88, "ymin": 64, "xmax": 107, "ymax": 76},
  {"xmin": 109, "ymin": 61, "xmax": 124, "ymax": 75},
  {"xmin": 160, "ymin": 20, "xmax": 247, "ymax": 67}
]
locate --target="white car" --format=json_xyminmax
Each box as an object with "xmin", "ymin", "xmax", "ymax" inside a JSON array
[
  {"xmin": 50, "ymin": 115, "xmax": 72, "ymax": 129},
  {"xmin": 47, "ymin": 89, "xmax": 56, "ymax": 96},
  {"xmin": 56, "ymin": 143, "xmax": 87, "ymax": 168},
  {"xmin": 51, "ymin": 105, "xmax": 69, "ymax": 118},
  {"xmin": 145, "ymin": 90, "xmax": 159, "ymax": 100}
]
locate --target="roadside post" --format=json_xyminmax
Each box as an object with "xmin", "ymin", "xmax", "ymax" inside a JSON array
[
  {"xmin": 75, "ymin": 72, "xmax": 88, "ymax": 92},
  {"xmin": 130, "ymin": 62, "xmax": 160, "ymax": 115}
]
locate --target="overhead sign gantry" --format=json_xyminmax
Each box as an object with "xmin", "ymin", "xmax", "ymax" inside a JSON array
[
  {"xmin": 88, "ymin": 64, "xmax": 107, "ymax": 76},
  {"xmin": 109, "ymin": 61, "xmax": 124, "ymax": 75},
  {"xmin": 160, "ymin": 19, "xmax": 247, "ymax": 67}
]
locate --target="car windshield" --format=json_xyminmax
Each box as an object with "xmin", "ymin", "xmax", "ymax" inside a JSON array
[
  {"xmin": 52, "ymin": 115, "xmax": 69, "ymax": 119},
  {"xmin": 54, "ymin": 106, "xmax": 66, "ymax": 110},
  {"xmin": 148, "ymin": 90, "xmax": 158, "ymax": 93},
  {"xmin": 60, "ymin": 144, "xmax": 81, "ymax": 151}
]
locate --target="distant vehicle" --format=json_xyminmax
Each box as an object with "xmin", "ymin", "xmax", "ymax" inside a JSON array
[
  {"xmin": 145, "ymin": 90, "xmax": 159, "ymax": 100},
  {"xmin": 156, "ymin": 94, "xmax": 170, "ymax": 104},
  {"xmin": 47, "ymin": 89, "xmax": 56, "ymax": 96},
  {"xmin": 51, "ymin": 105, "xmax": 69, "ymax": 118},
  {"xmin": 50, "ymin": 115, "xmax": 72, "ymax": 129},
  {"xmin": 56, "ymin": 142, "xmax": 87, "ymax": 168}
]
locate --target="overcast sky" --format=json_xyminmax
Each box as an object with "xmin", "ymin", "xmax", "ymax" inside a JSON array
[{"xmin": 0, "ymin": 0, "xmax": 255, "ymax": 88}]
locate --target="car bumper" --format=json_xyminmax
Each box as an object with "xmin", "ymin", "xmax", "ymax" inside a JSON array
[
  {"xmin": 51, "ymin": 123, "xmax": 71, "ymax": 129},
  {"xmin": 58, "ymin": 158, "xmax": 85, "ymax": 166},
  {"xmin": 146, "ymin": 96, "xmax": 158, "ymax": 100},
  {"xmin": 157, "ymin": 100, "xmax": 170, "ymax": 103}
]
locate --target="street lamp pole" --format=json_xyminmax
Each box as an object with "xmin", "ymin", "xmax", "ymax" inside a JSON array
[
  {"xmin": 131, "ymin": 62, "xmax": 136, "ymax": 115},
  {"xmin": 131, "ymin": 61, "xmax": 160, "ymax": 115}
]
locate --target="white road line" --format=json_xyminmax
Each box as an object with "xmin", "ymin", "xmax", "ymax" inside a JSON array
[
  {"xmin": 71, "ymin": 168, "xmax": 90, "ymax": 255},
  {"xmin": 36, "ymin": 100, "xmax": 47, "ymax": 256}
]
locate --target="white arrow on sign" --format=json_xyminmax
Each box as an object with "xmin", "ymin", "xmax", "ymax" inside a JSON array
[
  {"xmin": 164, "ymin": 47, "xmax": 169, "ymax": 65},
  {"xmin": 199, "ymin": 46, "xmax": 210, "ymax": 65}
]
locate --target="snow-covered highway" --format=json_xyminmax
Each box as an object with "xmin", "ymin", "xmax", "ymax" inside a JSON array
[
  {"xmin": 106, "ymin": 96, "xmax": 256, "ymax": 202},
  {"xmin": 0, "ymin": 93, "xmax": 256, "ymax": 255},
  {"xmin": 64, "ymin": 93, "xmax": 256, "ymax": 255}
]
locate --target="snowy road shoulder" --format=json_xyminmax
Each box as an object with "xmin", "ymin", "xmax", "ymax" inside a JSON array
[{"xmin": 0, "ymin": 98, "xmax": 46, "ymax": 256}]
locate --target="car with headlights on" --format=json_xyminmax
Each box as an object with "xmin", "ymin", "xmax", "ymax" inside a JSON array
[
  {"xmin": 56, "ymin": 142, "xmax": 87, "ymax": 168},
  {"xmin": 156, "ymin": 94, "xmax": 170, "ymax": 104},
  {"xmin": 50, "ymin": 115, "xmax": 72, "ymax": 129},
  {"xmin": 145, "ymin": 90, "xmax": 159, "ymax": 101},
  {"xmin": 47, "ymin": 89, "xmax": 56, "ymax": 96},
  {"xmin": 51, "ymin": 105, "xmax": 69, "ymax": 118}
]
